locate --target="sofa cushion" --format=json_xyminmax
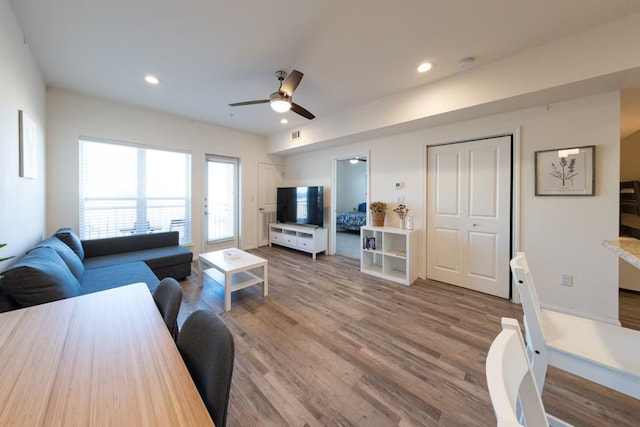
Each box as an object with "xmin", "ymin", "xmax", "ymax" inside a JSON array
[
  {"xmin": 35, "ymin": 237, "xmax": 84, "ymax": 280},
  {"xmin": 82, "ymin": 231, "xmax": 179, "ymax": 258},
  {"xmin": 54, "ymin": 228, "xmax": 84, "ymax": 260},
  {"xmin": 82, "ymin": 246, "xmax": 192, "ymax": 271},
  {"xmin": 80, "ymin": 261, "xmax": 160, "ymax": 295},
  {"xmin": 0, "ymin": 288, "xmax": 19, "ymax": 312},
  {"xmin": 0, "ymin": 246, "xmax": 81, "ymax": 307}
]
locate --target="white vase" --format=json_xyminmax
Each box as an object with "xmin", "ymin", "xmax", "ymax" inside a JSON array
[{"xmin": 406, "ymin": 215, "xmax": 413, "ymax": 230}]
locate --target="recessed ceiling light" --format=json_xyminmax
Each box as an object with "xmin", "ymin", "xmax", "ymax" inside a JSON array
[
  {"xmin": 280, "ymin": 118, "xmax": 288, "ymax": 124},
  {"xmin": 417, "ymin": 62, "xmax": 433, "ymax": 73},
  {"xmin": 144, "ymin": 75, "xmax": 160, "ymax": 85}
]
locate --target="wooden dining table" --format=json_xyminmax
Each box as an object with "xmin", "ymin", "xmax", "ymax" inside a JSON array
[{"xmin": 0, "ymin": 282, "xmax": 214, "ymax": 426}]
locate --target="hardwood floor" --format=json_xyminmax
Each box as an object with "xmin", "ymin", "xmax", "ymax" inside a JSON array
[
  {"xmin": 178, "ymin": 246, "xmax": 640, "ymax": 426},
  {"xmin": 620, "ymin": 289, "xmax": 640, "ymax": 330}
]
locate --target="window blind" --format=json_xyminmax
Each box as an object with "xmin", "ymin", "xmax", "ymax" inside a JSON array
[{"xmin": 79, "ymin": 139, "xmax": 192, "ymax": 244}]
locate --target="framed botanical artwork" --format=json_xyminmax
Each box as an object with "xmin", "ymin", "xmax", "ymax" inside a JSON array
[{"xmin": 535, "ymin": 145, "xmax": 595, "ymax": 196}]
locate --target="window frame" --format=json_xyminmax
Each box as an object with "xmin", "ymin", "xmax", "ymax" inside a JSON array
[
  {"xmin": 79, "ymin": 137, "xmax": 192, "ymax": 244},
  {"xmin": 205, "ymin": 154, "xmax": 239, "ymax": 245}
]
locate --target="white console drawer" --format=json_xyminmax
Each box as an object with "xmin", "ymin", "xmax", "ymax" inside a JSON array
[
  {"xmin": 297, "ymin": 237, "xmax": 313, "ymax": 250},
  {"xmin": 283, "ymin": 235, "xmax": 296, "ymax": 245},
  {"xmin": 271, "ymin": 232, "xmax": 283, "ymax": 243}
]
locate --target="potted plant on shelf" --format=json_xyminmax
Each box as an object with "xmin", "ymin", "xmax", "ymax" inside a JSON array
[{"xmin": 369, "ymin": 201, "xmax": 387, "ymax": 226}]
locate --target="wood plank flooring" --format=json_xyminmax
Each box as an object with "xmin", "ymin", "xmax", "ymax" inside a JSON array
[
  {"xmin": 178, "ymin": 246, "xmax": 640, "ymax": 426},
  {"xmin": 620, "ymin": 289, "xmax": 640, "ymax": 330}
]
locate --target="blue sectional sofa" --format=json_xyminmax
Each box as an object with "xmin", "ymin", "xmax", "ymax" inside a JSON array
[{"xmin": 0, "ymin": 228, "xmax": 193, "ymax": 313}]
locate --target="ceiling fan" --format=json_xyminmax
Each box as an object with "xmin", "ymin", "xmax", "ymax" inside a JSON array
[{"xmin": 229, "ymin": 70, "xmax": 315, "ymax": 120}]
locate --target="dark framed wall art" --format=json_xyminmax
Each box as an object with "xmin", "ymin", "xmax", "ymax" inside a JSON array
[{"xmin": 535, "ymin": 145, "xmax": 595, "ymax": 196}]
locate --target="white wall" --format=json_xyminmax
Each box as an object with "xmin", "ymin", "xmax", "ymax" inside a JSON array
[
  {"xmin": 621, "ymin": 130, "xmax": 640, "ymax": 182},
  {"xmin": 282, "ymin": 92, "xmax": 621, "ymax": 323},
  {"xmin": 46, "ymin": 88, "xmax": 282, "ymax": 254},
  {"xmin": 0, "ymin": 0, "xmax": 46, "ymax": 271}
]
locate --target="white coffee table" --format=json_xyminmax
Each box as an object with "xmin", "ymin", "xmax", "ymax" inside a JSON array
[{"xmin": 198, "ymin": 249, "xmax": 268, "ymax": 311}]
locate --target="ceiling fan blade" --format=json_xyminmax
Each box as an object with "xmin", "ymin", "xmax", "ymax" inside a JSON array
[
  {"xmin": 280, "ymin": 70, "xmax": 303, "ymax": 96},
  {"xmin": 291, "ymin": 102, "xmax": 315, "ymax": 120},
  {"xmin": 229, "ymin": 99, "xmax": 269, "ymax": 107}
]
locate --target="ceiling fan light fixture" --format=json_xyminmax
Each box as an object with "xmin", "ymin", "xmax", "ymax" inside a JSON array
[
  {"xmin": 270, "ymin": 92, "xmax": 291, "ymax": 113},
  {"xmin": 271, "ymin": 99, "xmax": 291, "ymax": 113},
  {"xmin": 349, "ymin": 157, "xmax": 359, "ymax": 164},
  {"xmin": 230, "ymin": 70, "xmax": 314, "ymax": 119}
]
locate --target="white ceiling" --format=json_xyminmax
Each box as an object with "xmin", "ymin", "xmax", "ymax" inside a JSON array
[{"xmin": 9, "ymin": 0, "xmax": 640, "ymax": 136}]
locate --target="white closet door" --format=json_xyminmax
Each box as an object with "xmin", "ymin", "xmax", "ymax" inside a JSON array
[{"xmin": 427, "ymin": 136, "xmax": 511, "ymax": 298}]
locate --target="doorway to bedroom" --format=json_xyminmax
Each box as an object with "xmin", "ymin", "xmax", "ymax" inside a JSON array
[{"xmin": 333, "ymin": 155, "xmax": 368, "ymax": 259}]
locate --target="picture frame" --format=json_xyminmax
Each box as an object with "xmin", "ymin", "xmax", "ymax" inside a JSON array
[
  {"xmin": 534, "ymin": 145, "xmax": 595, "ymax": 196},
  {"xmin": 18, "ymin": 110, "xmax": 37, "ymax": 179},
  {"xmin": 363, "ymin": 237, "xmax": 376, "ymax": 250}
]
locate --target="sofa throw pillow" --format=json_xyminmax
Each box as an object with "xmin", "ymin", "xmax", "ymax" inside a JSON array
[
  {"xmin": 0, "ymin": 246, "xmax": 81, "ymax": 307},
  {"xmin": 35, "ymin": 237, "xmax": 85, "ymax": 280},
  {"xmin": 53, "ymin": 227, "xmax": 84, "ymax": 260}
]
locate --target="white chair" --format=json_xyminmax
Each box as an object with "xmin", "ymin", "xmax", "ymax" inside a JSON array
[
  {"xmin": 510, "ymin": 252, "xmax": 640, "ymax": 399},
  {"xmin": 486, "ymin": 317, "xmax": 571, "ymax": 427}
]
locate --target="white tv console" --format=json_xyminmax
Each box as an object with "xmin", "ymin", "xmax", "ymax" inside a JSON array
[{"xmin": 269, "ymin": 223, "xmax": 328, "ymax": 260}]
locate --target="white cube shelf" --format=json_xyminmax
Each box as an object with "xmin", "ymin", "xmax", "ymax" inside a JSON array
[{"xmin": 360, "ymin": 226, "xmax": 418, "ymax": 285}]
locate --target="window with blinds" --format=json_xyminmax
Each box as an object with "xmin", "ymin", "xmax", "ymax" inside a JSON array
[{"xmin": 79, "ymin": 139, "xmax": 192, "ymax": 244}]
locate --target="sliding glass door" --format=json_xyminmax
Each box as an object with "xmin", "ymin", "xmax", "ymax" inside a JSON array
[{"xmin": 204, "ymin": 155, "xmax": 238, "ymax": 250}]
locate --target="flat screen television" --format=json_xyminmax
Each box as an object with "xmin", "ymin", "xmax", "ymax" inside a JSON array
[{"xmin": 277, "ymin": 186, "xmax": 324, "ymax": 228}]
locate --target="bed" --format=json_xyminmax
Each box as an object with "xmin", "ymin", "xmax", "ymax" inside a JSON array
[{"xmin": 336, "ymin": 203, "xmax": 367, "ymax": 231}]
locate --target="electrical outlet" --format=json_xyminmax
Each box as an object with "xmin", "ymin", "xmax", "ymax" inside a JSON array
[{"xmin": 560, "ymin": 274, "xmax": 573, "ymax": 287}]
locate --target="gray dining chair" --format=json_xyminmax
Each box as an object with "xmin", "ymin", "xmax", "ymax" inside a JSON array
[
  {"xmin": 177, "ymin": 309, "xmax": 235, "ymax": 427},
  {"xmin": 152, "ymin": 277, "xmax": 183, "ymax": 341}
]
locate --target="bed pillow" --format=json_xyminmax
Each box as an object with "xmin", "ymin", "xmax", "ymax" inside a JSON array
[
  {"xmin": 358, "ymin": 202, "xmax": 367, "ymax": 212},
  {"xmin": 0, "ymin": 246, "xmax": 81, "ymax": 307},
  {"xmin": 53, "ymin": 227, "xmax": 84, "ymax": 260}
]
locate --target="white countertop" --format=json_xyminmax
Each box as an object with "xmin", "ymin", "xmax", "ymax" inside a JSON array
[{"xmin": 603, "ymin": 237, "xmax": 640, "ymax": 269}]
